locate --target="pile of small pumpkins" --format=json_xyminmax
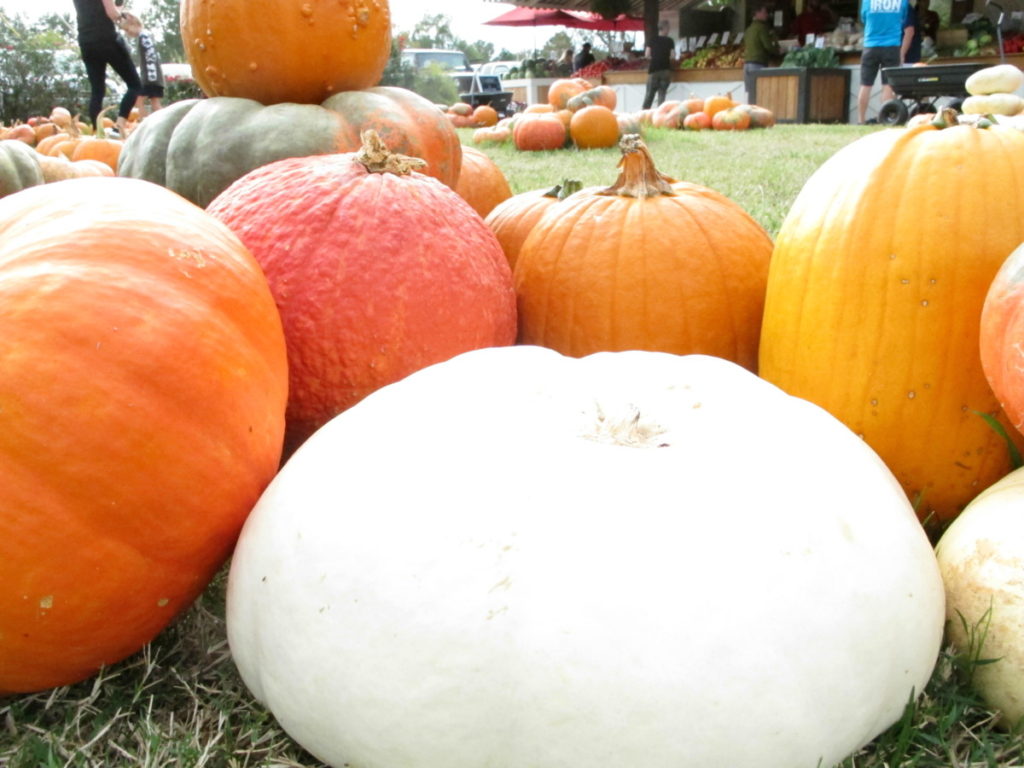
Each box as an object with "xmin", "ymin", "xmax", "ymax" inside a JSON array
[
  {"xmin": 0, "ymin": 106, "xmax": 129, "ymax": 196},
  {"xmin": 470, "ymin": 76, "xmax": 775, "ymax": 152},
  {"xmin": 7, "ymin": 4, "xmax": 1024, "ymax": 767}
]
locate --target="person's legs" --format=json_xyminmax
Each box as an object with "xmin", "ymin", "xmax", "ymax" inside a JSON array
[
  {"xmin": 654, "ymin": 70, "xmax": 670, "ymax": 107},
  {"xmin": 858, "ymin": 84, "xmax": 872, "ymax": 123},
  {"xmin": 107, "ymin": 36, "xmax": 142, "ymax": 125},
  {"xmin": 79, "ymin": 43, "xmax": 108, "ymax": 129},
  {"xmin": 642, "ymin": 75, "xmax": 658, "ymax": 110}
]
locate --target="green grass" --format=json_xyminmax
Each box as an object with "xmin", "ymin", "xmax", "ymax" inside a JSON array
[
  {"xmin": 4, "ymin": 123, "xmax": 1024, "ymax": 767},
  {"xmin": 468, "ymin": 123, "xmax": 879, "ymax": 237}
]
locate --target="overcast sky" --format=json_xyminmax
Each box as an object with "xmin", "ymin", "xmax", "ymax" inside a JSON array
[{"xmin": 2, "ymin": 0, "xmax": 578, "ymax": 54}]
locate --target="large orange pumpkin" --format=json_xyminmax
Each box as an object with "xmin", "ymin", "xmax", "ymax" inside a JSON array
[
  {"xmin": 207, "ymin": 132, "xmax": 517, "ymax": 454},
  {"xmin": 514, "ymin": 136, "xmax": 773, "ymax": 368},
  {"xmin": 454, "ymin": 146, "xmax": 513, "ymax": 218},
  {"xmin": 0, "ymin": 176, "xmax": 288, "ymax": 694},
  {"xmin": 759, "ymin": 123, "xmax": 1024, "ymax": 524},
  {"xmin": 181, "ymin": 0, "xmax": 391, "ymax": 104}
]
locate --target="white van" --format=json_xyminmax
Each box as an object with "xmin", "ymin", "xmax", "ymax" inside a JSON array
[{"xmin": 399, "ymin": 48, "xmax": 472, "ymax": 72}]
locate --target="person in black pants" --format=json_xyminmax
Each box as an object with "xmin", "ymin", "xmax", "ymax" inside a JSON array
[
  {"xmin": 642, "ymin": 21, "xmax": 676, "ymax": 109},
  {"xmin": 72, "ymin": 0, "xmax": 142, "ymax": 135}
]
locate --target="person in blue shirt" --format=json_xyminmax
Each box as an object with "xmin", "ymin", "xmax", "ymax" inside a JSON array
[{"xmin": 857, "ymin": 0, "xmax": 913, "ymax": 123}]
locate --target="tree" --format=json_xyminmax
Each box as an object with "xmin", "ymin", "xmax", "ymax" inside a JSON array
[
  {"xmin": 410, "ymin": 14, "xmax": 456, "ymax": 49},
  {"xmin": 0, "ymin": 11, "xmax": 91, "ymax": 123},
  {"xmin": 145, "ymin": 0, "xmax": 185, "ymax": 63}
]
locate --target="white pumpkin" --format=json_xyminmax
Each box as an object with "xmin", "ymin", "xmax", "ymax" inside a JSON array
[
  {"xmin": 965, "ymin": 64, "xmax": 1024, "ymax": 96},
  {"xmin": 226, "ymin": 346, "xmax": 945, "ymax": 768},
  {"xmin": 962, "ymin": 92, "xmax": 1024, "ymax": 116},
  {"xmin": 936, "ymin": 465, "xmax": 1024, "ymax": 729}
]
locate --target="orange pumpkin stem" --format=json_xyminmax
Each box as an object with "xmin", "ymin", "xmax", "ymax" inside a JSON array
[
  {"xmin": 599, "ymin": 134, "xmax": 676, "ymax": 199},
  {"xmin": 356, "ymin": 129, "xmax": 428, "ymax": 176}
]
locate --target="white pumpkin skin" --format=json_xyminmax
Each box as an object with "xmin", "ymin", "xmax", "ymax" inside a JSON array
[
  {"xmin": 227, "ymin": 346, "xmax": 945, "ymax": 768},
  {"xmin": 936, "ymin": 466, "xmax": 1024, "ymax": 730}
]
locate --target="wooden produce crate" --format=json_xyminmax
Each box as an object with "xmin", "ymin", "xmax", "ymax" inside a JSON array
[{"xmin": 752, "ymin": 67, "xmax": 851, "ymax": 123}]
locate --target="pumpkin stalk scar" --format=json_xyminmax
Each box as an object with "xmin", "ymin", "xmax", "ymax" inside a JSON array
[
  {"xmin": 583, "ymin": 403, "xmax": 668, "ymax": 448},
  {"xmin": 355, "ymin": 130, "xmax": 427, "ymax": 176},
  {"xmin": 599, "ymin": 134, "xmax": 676, "ymax": 199}
]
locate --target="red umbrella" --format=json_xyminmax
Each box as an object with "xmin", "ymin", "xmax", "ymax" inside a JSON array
[
  {"xmin": 564, "ymin": 10, "xmax": 646, "ymax": 31},
  {"xmin": 483, "ymin": 7, "xmax": 605, "ymax": 28},
  {"xmin": 484, "ymin": 6, "xmax": 644, "ymax": 31}
]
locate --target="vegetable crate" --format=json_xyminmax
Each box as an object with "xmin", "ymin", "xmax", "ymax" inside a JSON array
[{"xmin": 877, "ymin": 62, "xmax": 990, "ymax": 125}]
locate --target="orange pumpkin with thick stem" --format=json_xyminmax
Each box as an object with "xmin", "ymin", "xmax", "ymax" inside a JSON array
[
  {"xmin": 759, "ymin": 123, "xmax": 1024, "ymax": 524},
  {"xmin": 181, "ymin": 0, "xmax": 391, "ymax": 105},
  {"xmin": 207, "ymin": 131, "xmax": 517, "ymax": 455},
  {"xmin": 514, "ymin": 135, "xmax": 773, "ymax": 369},
  {"xmin": 0, "ymin": 176, "xmax": 288, "ymax": 694},
  {"xmin": 455, "ymin": 146, "xmax": 513, "ymax": 218}
]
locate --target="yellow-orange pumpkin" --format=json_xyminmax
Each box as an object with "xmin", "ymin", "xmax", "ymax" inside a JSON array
[
  {"xmin": 0, "ymin": 176, "xmax": 288, "ymax": 694},
  {"xmin": 759, "ymin": 123, "xmax": 1024, "ymax": 524},
  {"xmin": 514, "ymin": 136, "xmax": 773, "ymax": 368},
  {"xmin": 181, "ymin": 0, "xmax": 391, "ymax": 104}
]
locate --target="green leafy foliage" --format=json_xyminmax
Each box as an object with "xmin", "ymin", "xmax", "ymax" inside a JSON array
[{"xmin": 0, "ymin": 11, "xmax": 90, "ymax": 124}]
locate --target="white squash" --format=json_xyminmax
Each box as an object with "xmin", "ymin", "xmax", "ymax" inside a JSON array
[
  {"xmin": 965, "ymin": 64, "xmax": 1024, "ymax": 96},
  {"xmin": 962, "ymin": 92, "xmax": 1024, "ymax": 116},
  {"xmin": 227, "ymin": 346, "xmax": 946, "ymax": 768},
  {"xmin": 936, "ymin": 465, "xmax": 1024, "ymax": 730}
]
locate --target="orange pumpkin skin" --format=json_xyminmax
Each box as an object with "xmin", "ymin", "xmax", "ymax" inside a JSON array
[
  {"xmin": 712, "ymin": 107, "xmax": 751, "ymax": 131},
  {"xmin": 455, "ymin": 146, "xmax": 513, "ymax": 218},
  {"xmin": 547, "ymin": 78, "xmax": 592, "ymax": 110},
  {"xmin": 683, "ymin": 111, "xmax": 712, "ymax": 130},
  {"xmin": 514, "ymin": 138, "xmax": 772, "ymax": 368},
  {"xmin": 703, "ymin": 94, "xmax": 735, "ymax": 118},
  {"xmin": 472, "ymin": 104, "xmax": 499, "ymax": 126},
  {"xmin": 570, "ymin": 105, "xmax": 620, "ymax": 149},
  {"xmin": 0, "ymin": 177, "xmax": 288, "ymax": 694},
  {"xmin": 760, "ymin": 124, "xmax": 1024, "ymax": 523},
  {"xmin": 981, "ymin": 242, "xmax": 1024, "ymax": 434},
  {"xmin": 181, "ymin": 0, "xmax": 391, "ymax": 105},
  {"xmin": 484, "ymin": 180, "xmax": 582, "ymax": 271},
  {"xmin": 207, "ymin": 140, "xmax": 517, "ymax": 454},
  {"xmin": 513, "ymin": 114, "xmax": 566, "ymax": 151},
  {"xmin": 70, "ymin": 135, "xmax": 123, "ymax": 171}
]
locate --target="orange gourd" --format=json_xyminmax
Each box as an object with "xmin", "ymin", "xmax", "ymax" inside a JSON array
[
  {"xmin": 703, "ymin": 94, "xmax": 735, "ymax": 117},
  {"xmin": 514, "ymin": 136, "xmax": 773, "ymax": 367},
  {"xmin": 0, "ymin": 176, "xmax": 288, "ymax": 694},
  {"xmin": 759, "ymin": 123, "xmax": 1024, "ymax": 524},
  {"xmin": 455, "ymin": 146, "xmax": 513, "ymax": 218},
  {"xmin": 981, "ymin": 242, "xmax": 1024, "ymax": 437},
  {"xmin": 181, "ymin": 0, "xmax": 391, "ymax": 105}
]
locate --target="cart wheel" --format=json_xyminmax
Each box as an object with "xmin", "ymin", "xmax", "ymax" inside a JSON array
[
  {"xmin": 878, "ymin": 99, "xmax": 909, "ymax": 126},
  {"xmin": 909, "ymin": 102, "xmax": 937, "ymax": 116}
]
